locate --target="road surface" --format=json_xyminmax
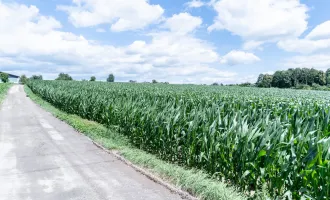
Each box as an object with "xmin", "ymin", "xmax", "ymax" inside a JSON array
[{"xmin": 0, "ymin": 85, "xmax": 183, "ymax": 200}]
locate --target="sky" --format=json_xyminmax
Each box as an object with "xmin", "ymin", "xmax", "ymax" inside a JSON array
[{"xmin": 1, "ymin": 0, "xmax": 330, "ymax": 84}]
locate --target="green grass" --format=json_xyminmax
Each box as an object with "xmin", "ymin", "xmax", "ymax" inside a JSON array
[
  {"xmin": 0, "ymin": 83, "xmax": 12, "ymax": 104},
  {"xmin": 24, "ymin": 85, "xmax": 246, "ymax": 200}
]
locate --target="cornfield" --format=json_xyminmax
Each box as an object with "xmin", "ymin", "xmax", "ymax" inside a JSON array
[{"xmin": 27, "ymin": 80, "xmax": 330, "ymax": 199}]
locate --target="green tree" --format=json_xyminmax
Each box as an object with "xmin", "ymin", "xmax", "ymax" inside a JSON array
[
  {"xmin": 256, "ymin": 74, "xmax": 264, "ymax": 87},
  {"xmin": 281, "ymin": 71, "xmax": 292, "ymax": 88},
  {"xmin": 271, "ymin": 71, "xmax": 282, "ymax": 87},
  {"xmin": 256, "ymin": 74, "xmax": 273, "ymax": 88},
  {"xmin": 19, "ymin": 74, "xmax": 28, "ymax": 84},
  {"xmin": 30, "ymin": 75, "xmax": 43, "ymax": 80},
  {"xmin": 152, "ymin": 79, "xmax": 158, "ymax": 84},
  {"xmin": 107, "ymin": 74, "xmax": 115, "ymax": 82},
  {"xmin": 90, "ymin": 76, "xmax": 96, "ymax": 81},
  {"xmin": 326, "ymin": 69, "xmax": 330, "ymax": 85},
  {"xmin": 272, "ymin": 71, "xmax": 291, "ymax": 88},
  {"xmin": 315, "ymin": 70, "xmax": 326, "ymax": 85},
  {"xmin": 56, "ymin": 73, "xmax": 73, "ymax": 81},
  {"xmin": 0, "ymin": 72, "xmax": 9, "ymax": 83}
]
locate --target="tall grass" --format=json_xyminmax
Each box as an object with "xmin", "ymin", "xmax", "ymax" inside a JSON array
[
  {"xmin": 27, "ymin": 80, "xmax": 330, "ymax": 199},
  {"xmin": 0, "ymin": 83, "xmax": 11, "ymax": 103}
]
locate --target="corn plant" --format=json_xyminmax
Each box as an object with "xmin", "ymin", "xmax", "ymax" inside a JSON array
[{"xmin": 27, "ymin": 80, "xmax": 330, "ymax": 199}]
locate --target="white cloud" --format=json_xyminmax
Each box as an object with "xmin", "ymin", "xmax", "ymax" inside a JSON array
[
  {"xmin": 208, "ymin": 0, "xmax": 308, "ymax": 42},
  {"xmin": 0, "ymin": 1, "xmax": 238, "ymax": 84},
  {"xmin": 220, "ymin": 50, "xmax": 260, "ymax": 65},
  {"xmin": 57, "ymin": 0, "xmax": 164, "ymax": 32},
  {"xmin": 185, "ymin": 0, "xmax": 205, "ymax": 8},
  {"xmin": 284, "ymin": 54, "xmax": 330, "ymax": 70},
  {"xmin": 306, "ymin": 20, "xmax": 330, "ymax": 40},
  {"xmin": 162, "ymin": 13, "xmax": 202, "ymax": 34},
  {"xmin": 277, "ymin": 20, "xmax": 330, "ymax": 54},
  {"xmin": 277, "ymin": 38, "xmax": 330, "ymax": 54}
]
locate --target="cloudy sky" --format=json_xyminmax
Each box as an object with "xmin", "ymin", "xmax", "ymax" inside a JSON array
[{"xmin": 1, "ymin": 0, "xmax": 330, "ymax": 84}]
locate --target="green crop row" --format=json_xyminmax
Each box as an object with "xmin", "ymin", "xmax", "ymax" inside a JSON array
[{"xmin": 27, "ymin": 80, "xmax": 330, "ymax": 199}]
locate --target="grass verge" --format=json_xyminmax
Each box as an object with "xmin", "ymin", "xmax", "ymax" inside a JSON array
[
  {"xmin": 0, "ymin": 83, "xmax": 12, "ymax": 104},
  {"xmin": 25, "ymin": 85, "xmax": 247, "ymax": 200}
]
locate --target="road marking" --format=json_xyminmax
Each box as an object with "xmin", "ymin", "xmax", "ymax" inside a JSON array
[
  {"xmin": 39, "ymin": 119, "xmax": 54, "ymax": 129},
  {"xmin": 48, "ymin": 130, "xmax": 64, "ymax": 141}
]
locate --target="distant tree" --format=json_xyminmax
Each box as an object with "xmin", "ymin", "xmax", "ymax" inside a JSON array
[
  {"xmin": 257, "ymin": 67, "xmax": 329, "ymax": 89},
  {"xmin": 0, "ymin": 72, "xmax": 9, "ymax": 83},
  {"xmin": 129, "ymin": 80, "xmax": 137, "ymax": 83},
  {"xmin": 257, "ymin": 74, "xmax": 273, "ymax": 88},
  {"xmin": 326, "ymin": 69, "xmax": 330, "ymax": 85},
  {"xmin": 239, "ymin": 82, "xmax": 253, "ymax": 87},
  {"xmin": 107, "ymin": 74, "xmax": 115, "ymax": 82},
  {"xmin": 30, "ymin": 75, "xmax": 43, "ymax": 80},
  {"xmin": 256, "ymin": 74, "xmax": 264, "ymax": 87},
  {"xmin": 211, "ymin": 82, "xmax": 219, "ymax": 86},
  {"xmin": 56, "ymin": 73, "xmax": 73, "ymax": 81},
  {"xmin": 90, "ymin": 76, "xmax": 96, "ymax": 81},
  {"xmin": 315, "ymin": 70, "xmax": 326, "ymax": 85},
  {"xmin": 164, "ymin": 82, "xmax": 169, "ymax": 84},
  {"xmin": 19, "ymin": 74, "xmax": 28, "ymax": 84},
  {"xmin": 152, "ymin": 79, "xmax": 158, "ymax": 84},
  {"xmin": 302, "ymin": 68, "xmax": 311, "ymax": 85}
]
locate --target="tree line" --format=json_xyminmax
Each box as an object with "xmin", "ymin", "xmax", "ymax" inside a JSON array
[
  {"xmin": 18, "ymin": 73, "xmax": 115, "ymax": 84},
  {"xmin": 256, "ymin": 68, "xmax": 330, "ymax": 88}
]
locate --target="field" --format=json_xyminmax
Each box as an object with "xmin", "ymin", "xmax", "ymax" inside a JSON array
[{"xmin": 27, "ymin": 80, "xmax": 330, "ymax": 199}]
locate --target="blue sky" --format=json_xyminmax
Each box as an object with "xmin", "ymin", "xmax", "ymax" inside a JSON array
[{"xmin": 1, "ymin": 0, "xmax": 330, "ymax": 84}]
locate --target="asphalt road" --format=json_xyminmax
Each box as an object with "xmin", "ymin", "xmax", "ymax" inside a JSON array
[{"xmin": 0, "ymin": 85, "xmax": 183, "ymax": 200}]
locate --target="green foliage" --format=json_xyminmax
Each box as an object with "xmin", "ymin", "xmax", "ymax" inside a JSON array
[
  {"xmin": 55, "ymin": 73, "xmax": 73, "ymax": 81},
  {"xmin": 27, "ymin": 81, "xmax": 330, "ymax": 199},
  {"xmin": 258, "ymin": 68, "xmax": 328, "ymax": 88},
  {"xmin": 30, "ymin": 75, "xmax": 43, "ymax": 80},
  {"xmin": 0, "ymin": 83, "xmax": 11, "ymax": 103},
  {"xmin": 19, "ymin": 74, "xmax": 28, "ymax": 84},
  {"xmin": 326, "ymin": 69, "xmax": 330, "ymax": 85},
  {"xmin": 90, "ymin": 76, "xmax": 96, "ymax": 81},
  {"xmin": 0, "ymin": 72, "xmax": 9, "ymax": 83},
  {"xmin": 152, "ymin": 79, "xmax": 158, "ymax": 84},
  {"xmin": 107, "ymin": 74, "xmax": 115, "ymax": 82},
  {"xmin": 256, "ymin": 74, "xmax": 272, "ymax": 88}
]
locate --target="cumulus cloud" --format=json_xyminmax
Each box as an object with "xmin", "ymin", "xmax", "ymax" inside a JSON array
[
  {"xmin": 162, "ymin": 13, "xmax": 202, "ymax": 34},
  {"xmin": 306, "ymin": 21, "xmax": 330, "ymax": 40},
  {"xmin": 284, "ymin": 54, "xmax": 330, "ymax": 70},
  {"xmin": 208, "ymin": 0, "xmax": 308, "ymax": 49},
  {"xmin": 277, "ymin": 20, "xmax": 330, "ymax": 54},
  {"xmin": 277, "ymin": 38, "xmax": 330, "ymax": 54},
  {"xmin": 220, "ymin": 50, "xmax": 260, "ymax": 65},
  {"xmin": 57, "ymin": 0, "xmax": 164, "ymax": 32},
  {"xmin": 0, "ymin": 1, "xmax": 239, "ymax": 84},
  {"xmin": 185, "ymin": 0, "xmax": 205, "ymax": 8}
]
